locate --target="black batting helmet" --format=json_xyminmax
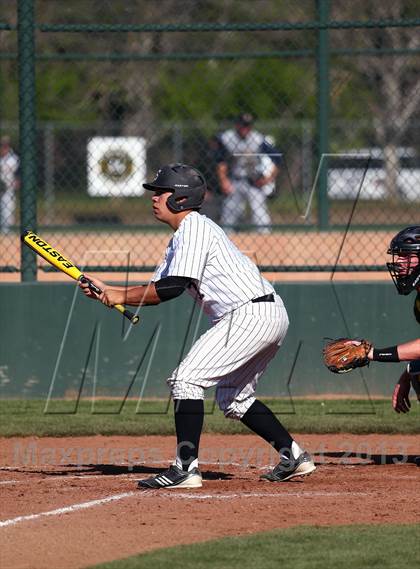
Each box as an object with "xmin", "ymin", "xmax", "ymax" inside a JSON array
[
  {"xmin": 143, "ymin": 163, "xmax": 206, "ymax": 213},
  {"xmin": 387, "ymin": 225, "xmax": 420, "ymax": 295}
]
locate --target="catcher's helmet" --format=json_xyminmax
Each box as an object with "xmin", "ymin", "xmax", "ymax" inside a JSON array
[
  {"xmin": 387, "ymin": 225, "xmax": 420, "ymax": 295},
  {"xmin": 143, "ymin": 163, "xmax": 206, "ymax": 213}
]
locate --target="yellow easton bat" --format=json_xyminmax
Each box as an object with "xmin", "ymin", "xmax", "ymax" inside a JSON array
[{"xmin": 21, "ymin": 230, "xmax": 139, "ymax": 325}]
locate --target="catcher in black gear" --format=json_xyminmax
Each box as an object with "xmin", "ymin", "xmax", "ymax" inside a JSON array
[{"xmin": 323, "ymin": 226, "xmax": 420, "ymax": 413}]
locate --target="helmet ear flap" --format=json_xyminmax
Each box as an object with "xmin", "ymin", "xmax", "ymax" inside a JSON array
[{"xmin": 166, "ymin": 194, "xmax": 189, "ymax": 213}]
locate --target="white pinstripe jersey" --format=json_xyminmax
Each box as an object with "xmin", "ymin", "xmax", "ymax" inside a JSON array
[{"xmin": 153, "ymin": 212, "xmax": 275, "ymax": 321}]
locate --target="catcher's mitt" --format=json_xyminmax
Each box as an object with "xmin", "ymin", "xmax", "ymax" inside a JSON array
[{"xmin": 323, "ymin": 338, "xmax": 372, "ymax": 374}]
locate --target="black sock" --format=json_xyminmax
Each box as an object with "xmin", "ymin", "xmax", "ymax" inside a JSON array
[
  {"xmin": 241, "ymin": 399, "xmax": 293, "ymax": 455},
  {"xmin": 174, "ymin": 399, "xmax": 204, "ymax": 471}
]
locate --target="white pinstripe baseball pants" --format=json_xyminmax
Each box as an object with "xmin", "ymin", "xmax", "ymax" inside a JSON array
[
  {"xmin": 220, "ymin": 179, "xmax": 271, "ymax": 230},
  {"xmin": 167, "ymin": 295, "xmax": 289, "ymax": 419}
]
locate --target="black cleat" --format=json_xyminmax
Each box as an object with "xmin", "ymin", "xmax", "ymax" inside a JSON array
[
  {"xmin": 261, "ymin": 451, "xmax": 316, "ymax": 482},
  {"xmin": 137, "ymin": 465, "xmax": 202, "ymax": 489}
]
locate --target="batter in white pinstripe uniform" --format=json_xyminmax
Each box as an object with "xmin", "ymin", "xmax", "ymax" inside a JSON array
[{"xmin": 80, "ymin": 163, "xmax": 316, "ymax": 489}]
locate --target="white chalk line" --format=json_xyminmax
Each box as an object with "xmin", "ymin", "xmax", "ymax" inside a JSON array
[
  {"xmin": 0, "ymin": 491, "xmax": 136, "ymax": 528},
  {"xmin": 155, "ymin": 490, "xmax": 371, "ymax": 500},
  {"xmin": 0, "ymin": 488, "xmax": 371, "ymax": 529}
]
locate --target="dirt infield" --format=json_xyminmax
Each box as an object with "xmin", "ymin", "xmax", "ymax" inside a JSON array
[{"xmin": 1, "ymin": 434, "xmax": 419, "ymax": 569}]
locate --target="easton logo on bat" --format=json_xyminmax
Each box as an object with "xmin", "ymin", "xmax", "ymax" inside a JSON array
[
  {"xmin": 22, "ymin": 229, "xmax": 140, "ymax": 325},
  {"xmin": 24, "ymin": 232, "xmax": 74, "ymax": 269}
]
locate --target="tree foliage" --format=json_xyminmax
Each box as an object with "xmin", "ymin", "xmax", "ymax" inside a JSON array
[{"xmin": 0, "ymin": 0, "xmax": 317, "ymax": 129}]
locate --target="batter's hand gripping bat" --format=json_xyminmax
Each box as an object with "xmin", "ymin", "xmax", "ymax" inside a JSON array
[{"xmin": 21, "ymin": 230, "xmax": 139, "ymax": 325}]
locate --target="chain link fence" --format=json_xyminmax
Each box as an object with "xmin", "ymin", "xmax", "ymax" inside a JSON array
[{"xmin": 1, "ymin": 0, "xmax": 420, "ymax": 279}]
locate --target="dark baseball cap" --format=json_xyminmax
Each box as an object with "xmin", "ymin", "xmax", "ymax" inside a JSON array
[{"xmin": 236, "ymin": 113, "xmax": 254, "ymax": 126}]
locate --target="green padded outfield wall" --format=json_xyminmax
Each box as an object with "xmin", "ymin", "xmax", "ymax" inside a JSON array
[{"xmin": 0, "ymin": 282, "xmax": 417, "ymax": 401}]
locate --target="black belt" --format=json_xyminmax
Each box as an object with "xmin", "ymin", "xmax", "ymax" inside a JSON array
[{"xmin": 251, "ymin": 293, "xmax": 274, "ymax": 303}]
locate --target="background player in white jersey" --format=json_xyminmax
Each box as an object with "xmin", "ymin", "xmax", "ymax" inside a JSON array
[
  {"xmin": 80, "ymin": 163, "xmax": 315, "ymax": 489},
  {"xmin": 216, "ymin": 113, "xmax": 281, "ymax": 234},
  {"xmin": 0, "ymin": 135, "xmax": 20, "ymax": 234}
]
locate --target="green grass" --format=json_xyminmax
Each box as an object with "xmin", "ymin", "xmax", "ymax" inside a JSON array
[
  {"xmin": 88, "ymin": 524, "xmax": 420, "ymax": 569},
  {"xmin": 0, "ymin": 398, "xmax": 418, "ymax": 437}
]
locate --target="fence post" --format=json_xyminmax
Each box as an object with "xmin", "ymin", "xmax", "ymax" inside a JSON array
[
  {"xmin": 316, "ymin": 0, "xmax": 330, "ymax": 229},
  {"xmin": 18, "ymin": 0, "xmax": 37, "ymax": 281}
]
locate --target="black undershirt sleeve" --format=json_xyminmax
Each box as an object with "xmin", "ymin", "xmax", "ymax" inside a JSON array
[{"xmin": 154, "ymin": 276, "xmax": 193, "ymax": 302}]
